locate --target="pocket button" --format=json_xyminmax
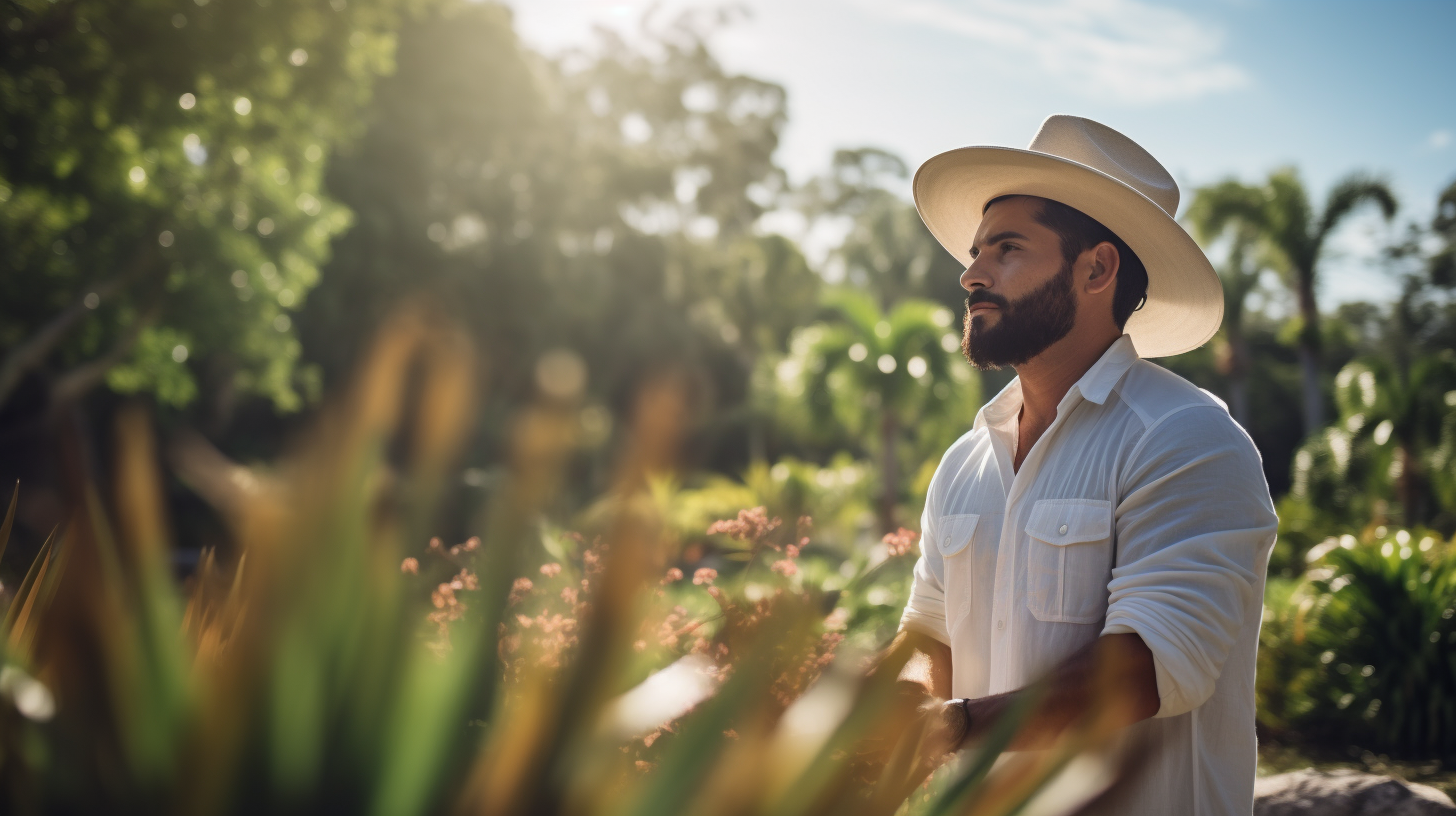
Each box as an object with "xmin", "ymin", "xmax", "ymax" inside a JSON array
[{"xmin": 1058, "ymin": 524, "xmax": 1068, "ymax": 535}]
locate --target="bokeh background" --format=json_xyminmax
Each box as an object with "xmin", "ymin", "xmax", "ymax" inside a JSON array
[{"xmin": 2, "ymin": 0, "xmax": 1455, "ymax": 807}]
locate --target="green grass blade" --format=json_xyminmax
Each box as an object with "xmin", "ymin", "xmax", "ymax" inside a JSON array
[
  {"xmin": 0, "ymin": 481, "xmax": 17, "ymax": 569},
  {"xmin": 3, "ymin": 525, "xmax": 56, "ymax": 641}
]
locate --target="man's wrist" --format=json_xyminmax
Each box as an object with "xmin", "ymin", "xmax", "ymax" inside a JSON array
[{"xmin": 939, "ymin": 697, "xmax": 974, "ymax": 749}]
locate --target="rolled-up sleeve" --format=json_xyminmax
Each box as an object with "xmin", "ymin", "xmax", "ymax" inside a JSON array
[
  {"xmin": 1100, "ymin": 405, "xmax": 1277, "ymax": 718},
  {"xmin": 899, "ymin": 495, "xmax": 950, "ymax": 645}
]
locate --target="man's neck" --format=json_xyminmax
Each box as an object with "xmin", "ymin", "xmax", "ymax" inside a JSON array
[{"xmin": 1009, "ymin": 328, "xmax": 1122, "ymax": 470}]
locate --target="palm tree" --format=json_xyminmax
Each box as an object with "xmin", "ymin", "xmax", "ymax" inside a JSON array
[
  {"xmin": 1187, "ymin": 168, "xmax": 1397, "ymax": 436},
  {"xmin": 1430, "ymin": 178, "xmax": 1456, "ymax": 287},
  {"xmin": 1182, "ymin": 212, "xmax": 1262, "ymax": 429},
  {"xmin": 801, "ymin": 290, "xmax": 961, "ymax": 533},
  {"xmin": 1330, "ymin": 351, "xmax": 1456, "ymax": 527}
]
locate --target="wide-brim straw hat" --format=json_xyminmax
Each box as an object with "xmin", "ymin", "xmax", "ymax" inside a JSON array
[{"xmin": 913, "ymin": 114, "xmax": 1221, "ymax": 358}]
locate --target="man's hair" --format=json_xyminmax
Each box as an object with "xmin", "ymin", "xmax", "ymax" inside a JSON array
[{"xmin": 984, "ymin": 195, "xmax": 1149, "ymax": 329}]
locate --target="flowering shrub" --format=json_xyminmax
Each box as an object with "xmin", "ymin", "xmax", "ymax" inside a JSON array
[{"xmin": 404, "ymin": 506, "xmax": 916, "ymax": 730}]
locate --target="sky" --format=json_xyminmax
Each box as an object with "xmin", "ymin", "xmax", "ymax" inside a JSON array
[{"xmin": 504, "ymin": 0, "xmax": 1456, "ymax": 309}]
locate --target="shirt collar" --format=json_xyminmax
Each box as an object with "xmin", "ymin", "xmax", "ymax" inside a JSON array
[{"xmin": 973, "ymin": 334, "xmax": 1139, "ymax": 431}]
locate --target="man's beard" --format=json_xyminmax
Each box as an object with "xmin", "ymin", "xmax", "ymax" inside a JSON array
[{"xmin": 961, "ymin": 261, "xmax": 1077, "ymax": 371}]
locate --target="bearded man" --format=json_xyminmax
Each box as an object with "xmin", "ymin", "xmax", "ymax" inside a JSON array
[{"xmin": 891, "ymin": 115, "xmax": 1278, "ymax": 815}]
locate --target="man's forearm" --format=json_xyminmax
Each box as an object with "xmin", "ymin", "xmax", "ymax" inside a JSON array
[
  {"xmin": 889, "ymin": 628, "xmax": 953, "ymax": 700},
  {"xmin": 961, "ymin": 633, "xmax": 1159, "ymax": 751}
]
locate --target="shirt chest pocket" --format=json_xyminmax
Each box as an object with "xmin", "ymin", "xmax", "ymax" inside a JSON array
[
  {"xmin": 1024, "ymin": 498, "xmax": 1114, "ymax": 624},
  {"xmin": 934, "ymin": 513, "xmax": 981, "ymax": 558}
]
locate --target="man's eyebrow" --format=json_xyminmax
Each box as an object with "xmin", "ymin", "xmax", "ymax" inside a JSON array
[{"xmin": 970, "ymin": 231, "xmax": 1030, "ymax": 253}]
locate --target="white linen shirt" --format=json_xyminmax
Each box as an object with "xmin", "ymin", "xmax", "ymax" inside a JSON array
[{"xmin": 899, "ymin": 333, "xmax": 1278, "ymax": 816}]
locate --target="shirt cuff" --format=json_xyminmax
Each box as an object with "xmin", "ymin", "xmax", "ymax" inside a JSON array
[{"xmin": 898, "ymin": 608, "xmax": 950, "ymax": 646}]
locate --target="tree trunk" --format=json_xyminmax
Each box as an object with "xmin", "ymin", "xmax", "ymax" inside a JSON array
[
  {"xmin": 1296, "ymin": 277, "xmax": 1324, "ymax": 435},
  {"xmin": 1228, "ymin": 327, "xmax": 1251, "ymax": 429},
  {"xmin": 1396, "ymin": 442, "xmax": 1426, "ymax": 528},
  {"xmin": 1229, "ymin": 378, "xmax": 1250, "ymax": 431},
  {"xmin": 877, "ymin": 410, "xmax": 898, "ymax": 535}
]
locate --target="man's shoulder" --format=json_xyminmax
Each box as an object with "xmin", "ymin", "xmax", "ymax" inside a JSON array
[
  {"xmin": 1115, "ymin": 360, "xmax": 1264, "ymax": 466},
  {"xmin": 1114, "ymin": 359, "xmax": 1235, "ymax": 430}
]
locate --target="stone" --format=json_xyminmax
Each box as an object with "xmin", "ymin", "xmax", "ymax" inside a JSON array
[{"xmin": 1254, "ymin": 768, "xmax": 1456, "ymax": 815}]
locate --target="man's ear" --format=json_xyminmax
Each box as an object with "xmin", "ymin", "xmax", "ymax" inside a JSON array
[{"xmin": 1084, "ymin": 242, "xmax": 1120, "ymax": 296}]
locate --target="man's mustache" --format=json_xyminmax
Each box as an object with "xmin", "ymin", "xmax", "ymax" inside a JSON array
[{"xmin": 966, "ymin": 291, "xmax": 1009, "ymax": 310}]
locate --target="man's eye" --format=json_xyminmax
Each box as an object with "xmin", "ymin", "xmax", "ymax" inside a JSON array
[{"xmin": 968, "ymin": 247, "xmax": 979, "ymax": 259}]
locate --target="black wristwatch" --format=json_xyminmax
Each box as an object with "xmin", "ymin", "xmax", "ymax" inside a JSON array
[{"xmin": 939, "ymin": 697, "xmax": 974, "ymax": 748}]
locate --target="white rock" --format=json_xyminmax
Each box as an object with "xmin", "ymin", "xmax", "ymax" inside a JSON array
[{"xmin": 1255, "ymin": 769, "xmax": 1455, "ymax": 815}]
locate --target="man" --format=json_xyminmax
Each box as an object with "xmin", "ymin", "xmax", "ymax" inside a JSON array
[{"xmin": 892, "ymin": 115, "xmax": 1278, "ymax": 815}]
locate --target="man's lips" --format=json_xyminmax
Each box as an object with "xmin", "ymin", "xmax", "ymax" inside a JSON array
[{"xmin": 967, "ymin": 303, "xmax": 999, "ymax": 313}]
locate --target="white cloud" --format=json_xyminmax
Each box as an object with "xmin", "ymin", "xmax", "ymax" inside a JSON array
[
  {"xmin": 1430, "ymin": 129, "xmax": 1452, "ymax": 150},
  {"xmin": 856, "ymin": 0, "xmax": 1249, "ymax": 104}
]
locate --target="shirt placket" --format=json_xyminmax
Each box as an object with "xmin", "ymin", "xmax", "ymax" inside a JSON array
[{"xmin": 986, "ymin": 387, "xmax": 1085, "ymax": 694}]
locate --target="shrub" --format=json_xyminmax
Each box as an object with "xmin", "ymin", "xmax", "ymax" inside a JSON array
[{"xmin": 1261, "ymin": 528, "xmax": 1456, "ymax": 757}]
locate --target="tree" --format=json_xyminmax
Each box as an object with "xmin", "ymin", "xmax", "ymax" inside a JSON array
[
  {"xmin": 800, "ymin": 148, "xmax": 966, "ymax": 314},
  {"xmin": 1430, "ymin": 178, "xmax": 1456, "ymax": 288},
  {"xmin": 1187, "ymin": 168, "xmax": 1397, "ymax": 436},
  {"xmin": 299, "ymin": 2, "xmax": 796, "ymax": 482},
  {"xmin": 792, "ymin": 290, "xmax": 967, "ymax": 533},
  {"xmin": 0, "ymin": 0, "xmax": 413, "ymax": 421},
  {"xmin": 1182, "ymin": 215, "xmax": 1263, "ymax": 429}
]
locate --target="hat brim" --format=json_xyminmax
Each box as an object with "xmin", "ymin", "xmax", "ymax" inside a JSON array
[{"xmin": 913, "ymin": 146, "xmax": 1222, "ymax": 358}]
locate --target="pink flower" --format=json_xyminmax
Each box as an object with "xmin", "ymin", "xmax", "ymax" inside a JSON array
[
  {"xmin": 882, "ymin": 527, "xmax": 920, "ymax": 557},
  {"xmin": 771, "ymin": 559, "xmax": 797, "ymax": 577},
  {"xmin": 662, "ymin": 567, "xmax": 683, "ymax": 584},
  {"xmin": 706, "ymin": 506, "xmax": 781, "ymax": 542},
  {"xmin": 400, "ymin": 557, "xmax": 419, "ymax": 575},
  {"xmin": 692, "ymin": 567, "xmax": 718, "ymax": 586},
  {"xmin": 785, "ymin": 544, "xmax": 800, "ymax": 559},
  {"xmin": 508, "ymin": 577, "xmax": 534, "ymax": 605},
  {"xmin": 540, "ymin": 562, "xmax": 562, "ymax": 578}
]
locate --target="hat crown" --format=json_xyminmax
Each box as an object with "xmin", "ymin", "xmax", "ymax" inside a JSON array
[{"xmin": 1027, "ymin": 115, "xmax": 1179, "ymax": 216}]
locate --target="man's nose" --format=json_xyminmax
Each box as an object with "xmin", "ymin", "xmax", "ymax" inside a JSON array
[{"xmin": 960, "ymin": 257, "xmax": 990, "ymax": 293}]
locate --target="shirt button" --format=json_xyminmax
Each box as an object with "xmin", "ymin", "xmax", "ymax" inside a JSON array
[
  {"xmin": 996, "ymin": 620, "xmax": 1005, "ymax": 630},
  {"xmin": 1058, "ymin": 524, "xmax": 1069, "ymax": 535}
]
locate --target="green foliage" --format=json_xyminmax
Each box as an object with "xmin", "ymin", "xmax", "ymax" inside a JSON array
[
  {"xmin": 0, "ymin": 0, "xmax": 412, "ymax": 412},
  {"xmin": 1260, "ymin": 529, "xmax": 1456, "ymax": 758},
  {"xmin": 655, "ymin": 455, "xmax": 876, "ymax": 554},
  {"xmin": 769, "ymin": 290, "xmax": 976, "ymax": 531},
  {"xmin": 1431, "ymin": 179, "xmax": 1456, "ymax": 288},
  {"xmin": 1283, "ymin": 352, "xmax": 1456, "ymax": 535}
]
